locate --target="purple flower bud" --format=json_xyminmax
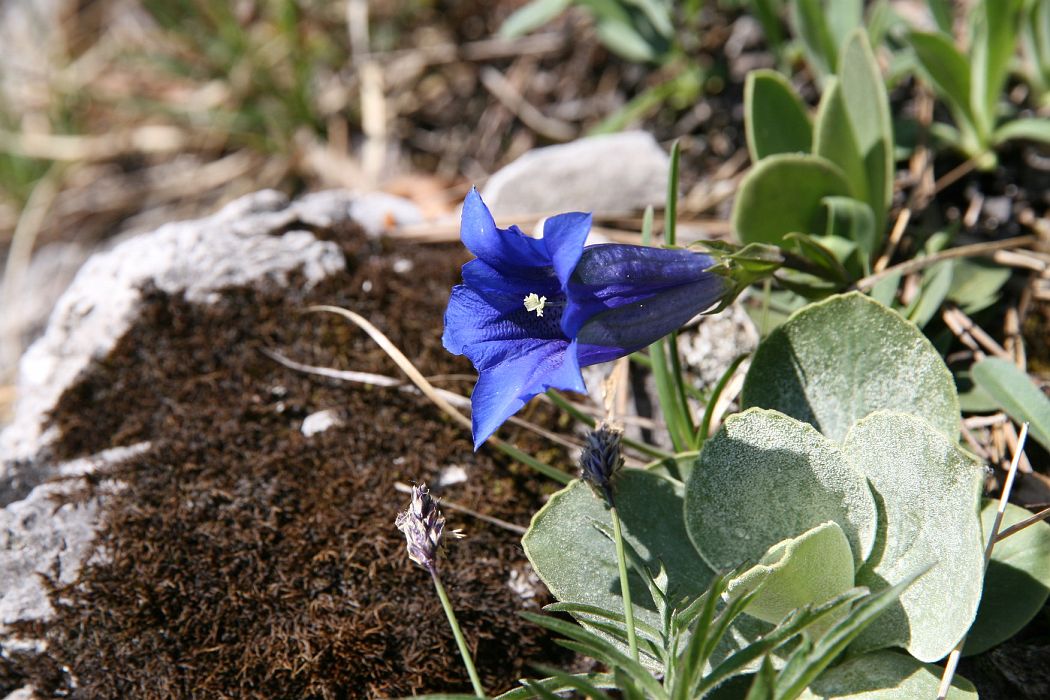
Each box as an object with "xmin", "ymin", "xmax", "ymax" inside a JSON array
[{"xmin": 579, "ymin": 424, "xmax": 624, "ymax": 506}]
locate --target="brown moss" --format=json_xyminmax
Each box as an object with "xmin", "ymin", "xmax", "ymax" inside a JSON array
[{"xmin": 12, "ymin": 227, "xmax": 571, "ymax": 698}]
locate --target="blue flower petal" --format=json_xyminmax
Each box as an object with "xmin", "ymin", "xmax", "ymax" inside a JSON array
[
  {"xmin": 461, "ymin": 259, "xmax": 561, "ymax": 299},
  {"xmin": 470, "ymin": 338, "xmax": 585, "ymax": 449},
  {"xmin": 542, "ymin": 212, "xmax": 592, "ymax": 287},
  {"xmin": 461, "ymin": 189, "xmax": 549, "ymax": 269},
  {"xmin": 443, "ymin": 285, "xmax": 570, "ymax": 372}
]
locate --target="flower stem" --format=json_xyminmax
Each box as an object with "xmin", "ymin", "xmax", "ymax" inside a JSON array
[
  {"xmin": 610, "ymin": 506, "xmax": 639, "ymax": 662},
  {"xmin": 431, "ymin": 569, "xmax": 485, "ymax": 698}
]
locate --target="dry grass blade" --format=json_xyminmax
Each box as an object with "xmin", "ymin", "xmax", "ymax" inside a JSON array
[
  {"xmin": 480, "ymin": 66, "xmax": 576, "ymax": 142},
  {"xmin": 294, "ymin": 308, "xmax": 588, "ymax": 477},
  {"xmin": 996, "ymin": 505, "xmax": 1050, "ymax": 543},
  {"xmin": 873, "ymin": 208, "xmax": 911, "ymax": 273},
  {"xmin": 937, "ymin": 422, "xmax": 1030, "ymax": 699},
  {"xmin": 854, "ymin": 235, "xmax": 1039, "ymax": 292},
  {"xmin": 942, "ymin": 305, "xmax": 1011, "ymax": 360},
  {"xmin": 308, "ymin": 304, "xmax": 473, "ymax": 431},
  {"xmin": 263, "ymin": 346, "xmax": 586, "ymax": 454}
]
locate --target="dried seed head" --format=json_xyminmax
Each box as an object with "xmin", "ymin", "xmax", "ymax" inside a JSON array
[
  {"xmin": 395, "ymin": 483, "xmax": 458, "ymax": 573},
  {"xmin": 579, "ymin": 423, "xmax": 624, "ymax": 506}
]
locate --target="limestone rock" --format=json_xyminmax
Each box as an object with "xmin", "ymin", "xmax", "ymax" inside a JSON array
[{"xmin": 480, "ymin": 131, "xmax": 670, "ymax": 216}]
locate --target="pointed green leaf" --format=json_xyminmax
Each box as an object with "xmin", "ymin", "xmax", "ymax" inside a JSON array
[
  {"xmin": 814, "ymin": 78, "xmax": 868, "ymax": 203},
  {"xmin": 946, "ymin": 258, "xmax": 1012, "ymax": 313},
  {"xmin": 495, "ymin": 674, "xmax": 616, "ymax": 700},
  {"xmin": 732, "ymin": 154, "xmax": 852, "ymax": 247},
  {"xmin": 972, "ymin": 356, "xmax": 1050, "ymax": 453},
  {"xmin": 498, "ymin": 0, "xmax": 571, "ymax": 38},
  {"xmin": 905, "ymin": 260, "xmax": 954, "ymax": 328},
  {"xmin": 971, "ymin": 0, "xmax": 1022, "ymax": 137},
  {"xmin": 685, "ymin": 409, "xmax": 877, "ymax": 572},
  {"xmin": 907, "ymin": 31, "xmax": 975, "ymax": 128},
  {"xmin": 742, "ymin": 292, "xmax": 960, "ymax": 443},
  {"xmin": 964, "ymin": 500, "xmax": 1050, "ymax": 655},
  {"xmin": 844, "ymin": 411, "xmax": 985, "ymax": 662},
  {"xmin": 745, "ymin": 70, "xmax": 813, "ymax": 162},
  {"xmin": 993, "ymin": 116, "xmax": 1050, "ymax": 145},
  {"xmin": 790, "ymin": 0, "xmax": 840, "ymax": 79},
  {"xmin": 838, "ymin": 30, "xmax": 894, "ymax": 234}
]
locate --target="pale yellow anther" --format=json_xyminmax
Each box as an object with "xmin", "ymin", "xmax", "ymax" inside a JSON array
[{"xmin": 523, "ymin": 293, "xmax": 547, "ymax": 317}]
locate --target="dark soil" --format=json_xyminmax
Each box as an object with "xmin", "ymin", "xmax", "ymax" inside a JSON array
[{"xmin": 4, "ymin": 224, "xmax": 573, "ymax": 699}]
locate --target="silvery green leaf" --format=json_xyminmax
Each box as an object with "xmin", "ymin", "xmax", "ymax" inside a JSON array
[
  {"xmin": 844, "ymin": 411, "xmax": 985, "ymax": 662},
  {"xmin": 523, "ymin": 471, "xmax": 714, "ymax": 642},
  {"xmin": 742, "ymin": 292, "xmax": 960, "ymax": 443},
  {"xmin": 726, "ymin": 521, "xmax": 855, "ymax": 628},
  {"xmin": 685, "ymin": 408, "xmax": 877, "ymax": 572},
  {"xmin": 798, "ymin": 650, "xmax": 977, "ymax": 699}
]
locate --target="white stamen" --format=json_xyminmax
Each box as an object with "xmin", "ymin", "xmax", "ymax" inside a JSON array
[{"xmin": 523, "ymin": 293, "xmax": 547, "ymax": 317}]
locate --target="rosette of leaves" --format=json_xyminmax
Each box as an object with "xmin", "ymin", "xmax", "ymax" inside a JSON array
[
  {"xmin": 906, "ymin": 0, "xmax": 1050, "ymax": 168},
  {"xmin": 734, "ymin": 30, "xmax": 893, "ymax": 289},
  {"xmin": 519, "ymin": 294, "xmax": 1050, "ymax": 698}
]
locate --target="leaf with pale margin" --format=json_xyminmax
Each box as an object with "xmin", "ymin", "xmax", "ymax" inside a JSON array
[
  {"xmin": 964, "ymin": 500, "xmax": 1050, "ymax": 655},
  {"xmin": 994, "ymin": 117, "xmax": 1050, "ymax": 145},
  {"xmin": 742, "ymin": 292, "xmax": 960, "ymax": 443},
  {"xmin": 522, "ymin": 471, "xmax": 714, "ymax": 641},
  {"xmin": 732, "ymin": 154, "xmax": 852, "ymax": 248},
  {"xmin": 745, "ymin": 70, "xmax": 813, "ymax": 162},
  {"xmin": 798, "ymin": 650, "xmax": 977, "ymax": 699},
  {"xmin": 844, "ymin": 411, "xmax": 985, "ymax": 662},
  {"xmin": 814, "ymin": 79, "xmax": 867, "ymax": 204},
  {"xmin": 686, "ymin": 409, "xmax": 876, "ymax": 572},
  {"xmin": 946, "ymin": 258, "xmax": 1011, "ymax": 314},
  {"xmin": 907, "ymin": 31, "xmax": 974, "ymax": 127},
  {"xmin": 972, "ymin": 356, "xmax": 1050, "ymax": 453},
  {"xmin": 838, "ymin": 30, "xmax": 894, "ymax": 234},
  {"xmin": 727, "ymin": 521, "xmax": 855, "ymax": 629}
]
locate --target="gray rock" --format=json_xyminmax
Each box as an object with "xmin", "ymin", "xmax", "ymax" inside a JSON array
[
  {"xmin": 1, "ymin": 189, "xmax": 350, "ymax": 466},
  {"xmin": 0, "ymin": 189, "xmax": 413, "ymax": 693},
  {"xmin": 480, "ymin": 131, "xmax": 670, "ymax": 216},
  {"xmin": 0, "ymin": 242, "xmax": 94, "ymax": 382}
]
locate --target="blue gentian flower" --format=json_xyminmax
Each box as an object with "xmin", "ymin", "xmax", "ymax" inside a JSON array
[{"xmin": 443, "ymin": 189, "xmax": 728, "ymax": 449}]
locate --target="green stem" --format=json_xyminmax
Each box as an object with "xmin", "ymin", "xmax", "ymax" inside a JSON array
[
  {"xmin": 492, "ymin": 440, "xmax": 571, "ymax": 484},
  {"xmin": 431, "ymin": 569, "xmax": 485, "ymax": 698},
  {"xmin": 611, "ymin": 506, "xmax": 639, "ymax": 662},
  {"xmin": 546, "ymin": 389, "xmax": 673, "ymax": 460}
]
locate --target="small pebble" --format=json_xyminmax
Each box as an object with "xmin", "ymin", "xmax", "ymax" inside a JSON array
[{"xmin": 301, "ymin": 409, "xmax": 344, "ymax": 437}]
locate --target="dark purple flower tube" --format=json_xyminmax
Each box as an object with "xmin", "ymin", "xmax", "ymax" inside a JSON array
[{"xmin": 566, "ymin": 244, "xmax": 728, "ymax": 365}]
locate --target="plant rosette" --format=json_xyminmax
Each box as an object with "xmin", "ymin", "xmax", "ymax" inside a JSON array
[{"xmin": 523, "ymin": 293, "xmax": 1046, "ymax": 697}]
